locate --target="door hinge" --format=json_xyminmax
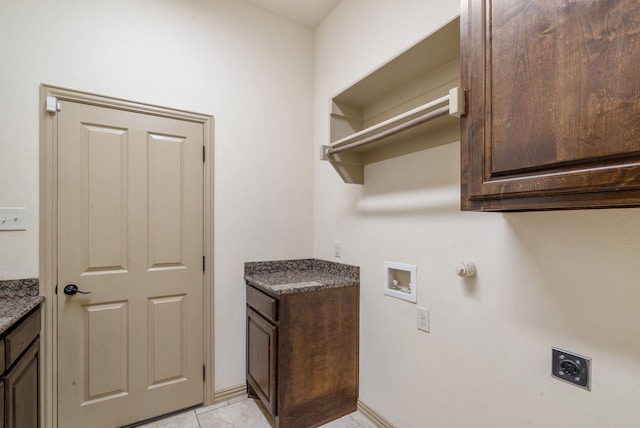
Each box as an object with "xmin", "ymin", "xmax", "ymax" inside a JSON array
[
  {"xmin": 203, "ymin": 256, "xmax": 205, "ymax": 272},
  {"xmin": 203, "ymin": 365, "xmax": 206, "ymax": 381},
  {"xmin": 46, "ymin": 96, "xmax": 61, "ymax": 113},
  {"xmin": 202, "ymin": 146, "xmax": 206, "ymax": 162},
  {"xmin": 55, "ymin": 285, "xmax": 58, "ymax": 295}
]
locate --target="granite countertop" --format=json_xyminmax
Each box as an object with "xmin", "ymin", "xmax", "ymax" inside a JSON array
[
  {"xmin": 244, "ymin": 258, "xmax": 359, "ymax": 295},
  {"xmin": 0, "ymin": 278, "xmax": 44, "ymax": 336}
]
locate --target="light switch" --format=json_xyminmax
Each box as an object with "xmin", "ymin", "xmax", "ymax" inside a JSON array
[{"xmin": 0, "ymin": 208, "xmax": 26, "ymax": 231}]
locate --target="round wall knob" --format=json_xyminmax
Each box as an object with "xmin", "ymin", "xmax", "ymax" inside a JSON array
[{"xmin": 455, "ymin": 261, "xmax": 477, "ymax": 277}]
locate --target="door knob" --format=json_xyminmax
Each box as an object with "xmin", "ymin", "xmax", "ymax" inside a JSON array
[{"xmin": 63, "ymin": 284, "xmax": 91, "ymax": 296}]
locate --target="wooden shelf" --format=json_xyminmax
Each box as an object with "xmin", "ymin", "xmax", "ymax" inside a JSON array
[{"xmin": 322, "ymin": 16, "xmax": 462, "ymax": 184}]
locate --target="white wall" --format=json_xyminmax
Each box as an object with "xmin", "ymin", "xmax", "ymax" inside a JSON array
[
  {"xmin": 5, "ymin": 0, "xmax": 640, "ymax": 424},
  {"xmin": 0, "ymin": 0, "xmax": 314, "ymax": 391},
  {"xmin": 314, "ymin": 1, "xmax": 640, "ymax": 427}
]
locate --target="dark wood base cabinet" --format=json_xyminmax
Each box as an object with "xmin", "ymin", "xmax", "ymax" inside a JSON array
[
  {"xmin": 1, "ymin": 306, "xmax": 41, "ymax": 428},
  {"xmin": 461, "ymin": 0, "xmax": 640, "ymax": 211},
  {"xmin": 5, "ymin": 339, "xmax": 39, "ymax": 428},
  {"xmin": 0, "ymin": 381, "xmax": 4, "ymax": 428},
  {"xmin": 246, "ymin": 284, "xmax": 359, "ymax": 428}
]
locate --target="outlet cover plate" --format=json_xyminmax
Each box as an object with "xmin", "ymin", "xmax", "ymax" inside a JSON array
[
  {"xmin": 417, "ymin": 307, "xmax": 430, "ymax": 333},
  {"xmin": 552, "ymin": 347, "xmax": 591, "ymax": 391},
  {"xmin": 0, "ymin": 208, "xmax": 26, "ymax": 231},
  {"xmin": 334, "ymin": 241, "xmax": 341, "ymax": 258}
]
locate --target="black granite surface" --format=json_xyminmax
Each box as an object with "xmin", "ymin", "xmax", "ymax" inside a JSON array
[
  {"xmin": 0, "ymin": 278, "xmax": 44, "ymax": 336},
  {"xmin": 244, "ymin": 258, "xmax": 359, "ymax": 295}
]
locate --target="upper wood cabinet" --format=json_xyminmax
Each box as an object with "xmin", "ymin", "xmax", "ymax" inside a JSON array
[{"xmin": 461, "ymin": 0, "xmax": 640, "ymax": 211}]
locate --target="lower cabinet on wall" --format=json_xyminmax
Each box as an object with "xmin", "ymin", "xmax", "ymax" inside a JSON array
[
  {"xmin": 0, "ymin": 380, "xmax": 4, "ymax": 427},
  {"xmin": 2, "ymin": 307, "xmax": 41, "ymax": 428},
  {"xmin": 246, "ymin": 284, "xmax": 359, "ymax": 428}
]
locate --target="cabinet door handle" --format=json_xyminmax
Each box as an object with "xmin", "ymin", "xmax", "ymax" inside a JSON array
[{"xmin": 63, "ymin": 284, "xmax": 91, "ymax": 296}]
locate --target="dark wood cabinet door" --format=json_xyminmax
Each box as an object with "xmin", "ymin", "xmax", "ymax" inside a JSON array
[
  {"xmin": 246, "ymin": 308, "xmax": 277, "ymax": 417},
  {"xmin": 461, "ymin": 0, "xmax": 640, "ymax": 211},
  {"xmin": 5, "ymin": 339, "xmax": 39, "ymax": 428},
  {"xmin": 0, "ymin": 380, "xmax": 4, "ymax": 428}
]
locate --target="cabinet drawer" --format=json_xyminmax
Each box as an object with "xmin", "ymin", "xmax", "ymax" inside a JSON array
[
  {"xmin": 246, "ymin": 286, "xmax": 278, "ymax": 322},
  {"xmin": 5, "ymin": 308, "xmax": 40, "ymax": 369}
]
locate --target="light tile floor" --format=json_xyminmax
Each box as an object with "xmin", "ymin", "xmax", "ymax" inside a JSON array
[{"xmin": 137, "ymin": 397, "xmax": 378, "ymax": 428}]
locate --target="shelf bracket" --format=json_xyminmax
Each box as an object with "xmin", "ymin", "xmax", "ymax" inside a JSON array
[
  {"xmin": 321, "ymin": 145, "xmax": 364, "ymax": 184},
  {"xmin": 448, "ymin": 87, "xmax": 465, "ymax": 118}
]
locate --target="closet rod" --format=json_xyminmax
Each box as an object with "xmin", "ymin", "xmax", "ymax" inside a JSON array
[
  {"xmin": 326, "ymin": 87, "xmax": 463, "ymax": 157},
  {"xmin": 326, "ymin": 106, "xmax": 448, "ymax": 156}
]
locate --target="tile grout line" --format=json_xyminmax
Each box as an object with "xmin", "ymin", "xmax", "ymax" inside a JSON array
[{"xmin": 196, "ymin": 409, "xmax": 202, "ymax": 428}]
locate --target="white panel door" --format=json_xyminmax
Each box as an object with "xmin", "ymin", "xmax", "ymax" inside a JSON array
[{"xmin": 57, "ymin": 100, "xmax": 204, "ymax": 427}]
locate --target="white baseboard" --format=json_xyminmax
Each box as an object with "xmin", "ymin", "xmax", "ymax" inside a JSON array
[
  {"xmin": 212, "ymin": 387, "xmax": 393, "ymax": 427},
  {"xmin": 213, "ymin": 385, "xmax": 247, "ymax": 404},
  {"xmin": 357, "ymin": 400, "xmax": 395, "ymax": 428}
]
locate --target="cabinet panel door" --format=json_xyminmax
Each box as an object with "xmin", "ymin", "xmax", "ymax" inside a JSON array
[
  {"xmin": 462, "ymin": 0, "xmax": 640, "ymax": 210},
  {"xmin": 246, "ymin": 308, "xmax": 277, "ymax": 416},
  {"xmin": 5, "ymin": 339, "xmax": 39, "ymax": 428},
  {"xmin": 0, "ymin": 380, "xmax": 4, "ymax": 428}
]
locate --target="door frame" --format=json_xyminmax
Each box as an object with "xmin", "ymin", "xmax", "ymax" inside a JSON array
[{"xmin": 39, "ymin": 85, "xmax": 215, "ymax": 428}]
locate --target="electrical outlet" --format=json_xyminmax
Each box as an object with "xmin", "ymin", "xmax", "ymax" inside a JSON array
[
  {"xmin": 417, "ymin": 307, "xmax": 429, "ymax": 333},
  {"xmin": 334, "ymin": 241, "xmax": 341, "ymax": 258},
  {"xmin": 552, "ymin": 347, "xmax": 591, "ymax": 391}
]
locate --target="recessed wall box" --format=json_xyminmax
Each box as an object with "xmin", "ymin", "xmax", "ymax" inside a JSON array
[{"xmin": 384, "ymin": 261, "xmax": 417, "ymax": 302}]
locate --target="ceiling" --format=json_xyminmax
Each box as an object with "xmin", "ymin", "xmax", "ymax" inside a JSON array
[{"xmin": 239, "ymin": 0, "xmax": 342, "ymax": 29}]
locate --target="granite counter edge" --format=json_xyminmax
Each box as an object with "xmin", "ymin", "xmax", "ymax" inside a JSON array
[
  {"xmin": 0, "ymin": 295, "xmax": 45, "ymax": 336},
  {"xmin": 245, "ymin": 276, "xmax": 359, "ymax": 295}
]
